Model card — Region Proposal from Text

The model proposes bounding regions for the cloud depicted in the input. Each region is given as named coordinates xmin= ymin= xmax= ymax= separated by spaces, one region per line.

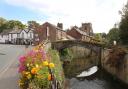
xmin=5 ymin=0 xmax=127 ymax=33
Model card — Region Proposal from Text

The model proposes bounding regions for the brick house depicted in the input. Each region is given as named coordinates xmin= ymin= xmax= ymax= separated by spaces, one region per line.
xmin=33 ymin=22 xmax=74 ymax=45
xmin=66 ymin=23 xmax=93 ymax=41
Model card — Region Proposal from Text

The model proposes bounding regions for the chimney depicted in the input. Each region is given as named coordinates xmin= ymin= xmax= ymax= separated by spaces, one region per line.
xmin=57 ymin=23 xmax=63 ymax=29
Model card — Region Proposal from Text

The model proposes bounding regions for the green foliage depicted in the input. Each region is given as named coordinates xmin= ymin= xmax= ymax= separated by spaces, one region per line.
xmin=94 ymin=33 xmax=107 ymax=42
xmin=59 ymin=48 xmax=73 ymax=61
xmin=6 ymin=20 xmax=26 ymax=29
xmin=0 ymin=17 xmax=26 ymax=33
xmin=48 ymin=49 xmax=65 ymax=82
xmin=93 ymin=33 xmax=108 ymax=45
xmin=94 ymin=33 xmax=101 ymax=41
xmin=27 ymin=21 xmax=40 ymax=29
xmin=28 ymin=77 xmax=50 ymax=89
xmin=119 ymin=1 xmax=128 ymax=44
xmin=107 ymin=28 xmax=119 ymax=44
xmin=0 ymin=17 xmax=7 ymax=32
xmin=106 ymin=46 xmax=126 ymax=69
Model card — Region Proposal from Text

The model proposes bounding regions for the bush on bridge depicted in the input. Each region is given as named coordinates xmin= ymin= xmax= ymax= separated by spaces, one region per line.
xmin=18 ymin=44 xmax=64 ymax=89
xmin=106 ymin=46 xmax=126 ymax=69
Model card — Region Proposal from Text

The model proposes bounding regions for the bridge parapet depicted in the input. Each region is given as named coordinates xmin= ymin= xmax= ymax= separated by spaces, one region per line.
xmin=52 ymin=40 xmax=102 ymax=52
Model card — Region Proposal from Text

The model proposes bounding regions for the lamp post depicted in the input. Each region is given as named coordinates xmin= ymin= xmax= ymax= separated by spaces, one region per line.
xmin=113 ymin=40 xmax=117 ymax=45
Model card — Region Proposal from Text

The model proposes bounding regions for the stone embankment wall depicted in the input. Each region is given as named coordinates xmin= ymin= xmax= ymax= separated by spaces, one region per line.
xmin=101 ymin=49 xmax=128 ymax=84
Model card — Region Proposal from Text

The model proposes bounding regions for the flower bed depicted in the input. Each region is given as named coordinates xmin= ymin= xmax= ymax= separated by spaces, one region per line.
xmin=18 ymin=44 xmax=64 ymax=89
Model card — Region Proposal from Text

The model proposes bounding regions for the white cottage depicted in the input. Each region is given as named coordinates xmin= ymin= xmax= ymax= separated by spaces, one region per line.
xmin=8 ymin=29 xmax=21 ymax=44
xmin=0 ymin=30 xmax=9 ymax=43
xmin=8 ymin=28 xmax=34 ymax=44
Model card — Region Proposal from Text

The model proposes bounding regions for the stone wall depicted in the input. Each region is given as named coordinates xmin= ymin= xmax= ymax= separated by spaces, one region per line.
xmin=101 ymin=49 xmax=128 ymax=84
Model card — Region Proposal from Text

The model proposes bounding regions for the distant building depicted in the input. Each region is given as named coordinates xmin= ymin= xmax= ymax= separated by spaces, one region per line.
xmin=33 ymin=22 xmax=74 ymax=45
xmin=80 ymin=23 xmax=93 ymax=36
xmin=0 ymin=30 xmax=10 ymax=43
xmin=8 ymin=28 xmax=34 ymax=44
xmin=66 ymin=26 xmax=91 ymax=41
xmin=66 ymin=23 xmax=93 ymax=41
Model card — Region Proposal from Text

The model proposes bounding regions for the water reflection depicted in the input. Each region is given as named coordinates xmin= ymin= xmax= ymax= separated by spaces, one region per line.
xmin=68 ymin=67 xmax=128 ymax=89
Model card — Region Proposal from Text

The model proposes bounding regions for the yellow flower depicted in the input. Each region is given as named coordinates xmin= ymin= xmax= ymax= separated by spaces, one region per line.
xmin=49 ymin=63 xmax=55 ymax=68
xmin=18 ymin=79 xmax=24 ymax=86
xmin=35 ymin=64 xmax=39 ymax=68
xmin=25 ymin=71 xmax=30 ymax=75
xmin=27 ymin=74 xmax=32 ymax=79
xmin=43 ymin=61 xmax=49 ymax=66
xmin=27 ymin=63 xmax=30 ymax=67
xmin=36 ymin=75 xmax=43 ymax=79
xmin=31 ymin=68 xmax=38 ymax=74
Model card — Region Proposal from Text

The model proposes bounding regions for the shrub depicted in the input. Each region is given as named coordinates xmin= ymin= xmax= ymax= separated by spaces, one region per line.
xmin=106 ymin=46 xmax=126 ymax=69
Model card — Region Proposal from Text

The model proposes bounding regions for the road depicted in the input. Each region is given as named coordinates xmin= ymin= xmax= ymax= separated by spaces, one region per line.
xmin=0 ymin=44 xmax=32 ymax=89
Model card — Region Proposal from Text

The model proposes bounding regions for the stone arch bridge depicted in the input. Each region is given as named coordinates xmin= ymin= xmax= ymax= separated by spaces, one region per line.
xmin=51 ymin=40 xmax=103 ymax=77
xmin=51 ymin=40 xmax=102 ymax=59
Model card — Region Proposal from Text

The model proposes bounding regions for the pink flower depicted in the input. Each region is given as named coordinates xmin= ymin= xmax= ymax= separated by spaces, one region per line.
xmin=18 ymin=64 xmax=26 ymax=73
xmin=41 ymin=50 xmax=46 ymax=60
xmin=27 ymin=50 xmax=36 ymax=58
xmin=19 ymin=56 xmax=26 ymax=63
xmin=38 ymin=49 xmax=46 ymax=60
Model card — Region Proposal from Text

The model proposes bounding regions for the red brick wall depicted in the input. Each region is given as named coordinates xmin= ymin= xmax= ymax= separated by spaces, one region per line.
xmin=66 ymin=28 xmax=82 ymax=40
xmin=33 ymin=22 xmax=57 ymax=45
xmin=33 ymin=22 xmax=68 ymax=45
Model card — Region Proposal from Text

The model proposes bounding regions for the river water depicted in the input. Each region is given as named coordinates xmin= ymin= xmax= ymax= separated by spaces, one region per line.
xmin=67 ymin=67 xmax=128 ymax=89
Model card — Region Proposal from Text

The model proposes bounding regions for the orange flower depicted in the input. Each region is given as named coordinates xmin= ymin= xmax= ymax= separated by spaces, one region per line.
xmin=48 ymin=74 xmax=53 ymax=81
xmin=31 ymin=68 xmax=38 ymax=74
xmin=49 ymin=63 xmax=55 ymax=68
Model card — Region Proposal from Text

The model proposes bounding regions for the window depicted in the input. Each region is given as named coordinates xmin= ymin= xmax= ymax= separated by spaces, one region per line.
xmin=35 ymin=34 xmax=38 ymax=37
xmin=46 ymin=26 xmax=49 ymax=37
xmin=11 ymin=34 xmax=13 ymax=39
xmin=17 ymin=34 xmax=20 ymax=38
xmin=30 ymin=33 xmax=32 ymax=38
xmin=22 ymin=33 xmax=24 ymax=38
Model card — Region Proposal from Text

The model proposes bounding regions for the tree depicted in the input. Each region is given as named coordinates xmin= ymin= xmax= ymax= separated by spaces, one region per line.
xmin=107 ymin=28 xmax=119 ymax=44
xmin=0 ymin=17 xmax=7 ymax=32
xmin=27 ymin=21 xmax=40 ymax=29
xmin=119 ymin=1 xmax=128 ymax=44
xmin=94 ymin=33 xmax=101 ymax=41
xmin=6 ymin=20 xmax=26 ymax=29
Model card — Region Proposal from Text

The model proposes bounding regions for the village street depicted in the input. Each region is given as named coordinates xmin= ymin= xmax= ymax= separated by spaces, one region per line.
xmin=0 ymin=44 xmax=32 ymax=89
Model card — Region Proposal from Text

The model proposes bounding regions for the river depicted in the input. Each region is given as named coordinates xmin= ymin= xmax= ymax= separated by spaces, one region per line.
xmin=66 ymin=67 xmax=128 ymax=89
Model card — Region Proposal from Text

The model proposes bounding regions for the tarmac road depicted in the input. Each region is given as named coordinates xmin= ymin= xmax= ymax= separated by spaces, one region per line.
xmin=0 ymin=44 xmax=32 ymax=89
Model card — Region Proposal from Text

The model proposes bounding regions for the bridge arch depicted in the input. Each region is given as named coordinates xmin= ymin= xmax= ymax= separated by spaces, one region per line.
xmin=51 ymin=40 xmax=102 ymax=54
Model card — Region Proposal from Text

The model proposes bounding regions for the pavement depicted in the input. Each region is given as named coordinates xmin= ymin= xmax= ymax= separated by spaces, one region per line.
xmin=0 ymin=44 xmax=32 ymax=89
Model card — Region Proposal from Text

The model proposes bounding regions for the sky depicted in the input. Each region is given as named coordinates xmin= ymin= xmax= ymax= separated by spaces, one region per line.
xmin=0 ymin=0 xmax=127 ymax=33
